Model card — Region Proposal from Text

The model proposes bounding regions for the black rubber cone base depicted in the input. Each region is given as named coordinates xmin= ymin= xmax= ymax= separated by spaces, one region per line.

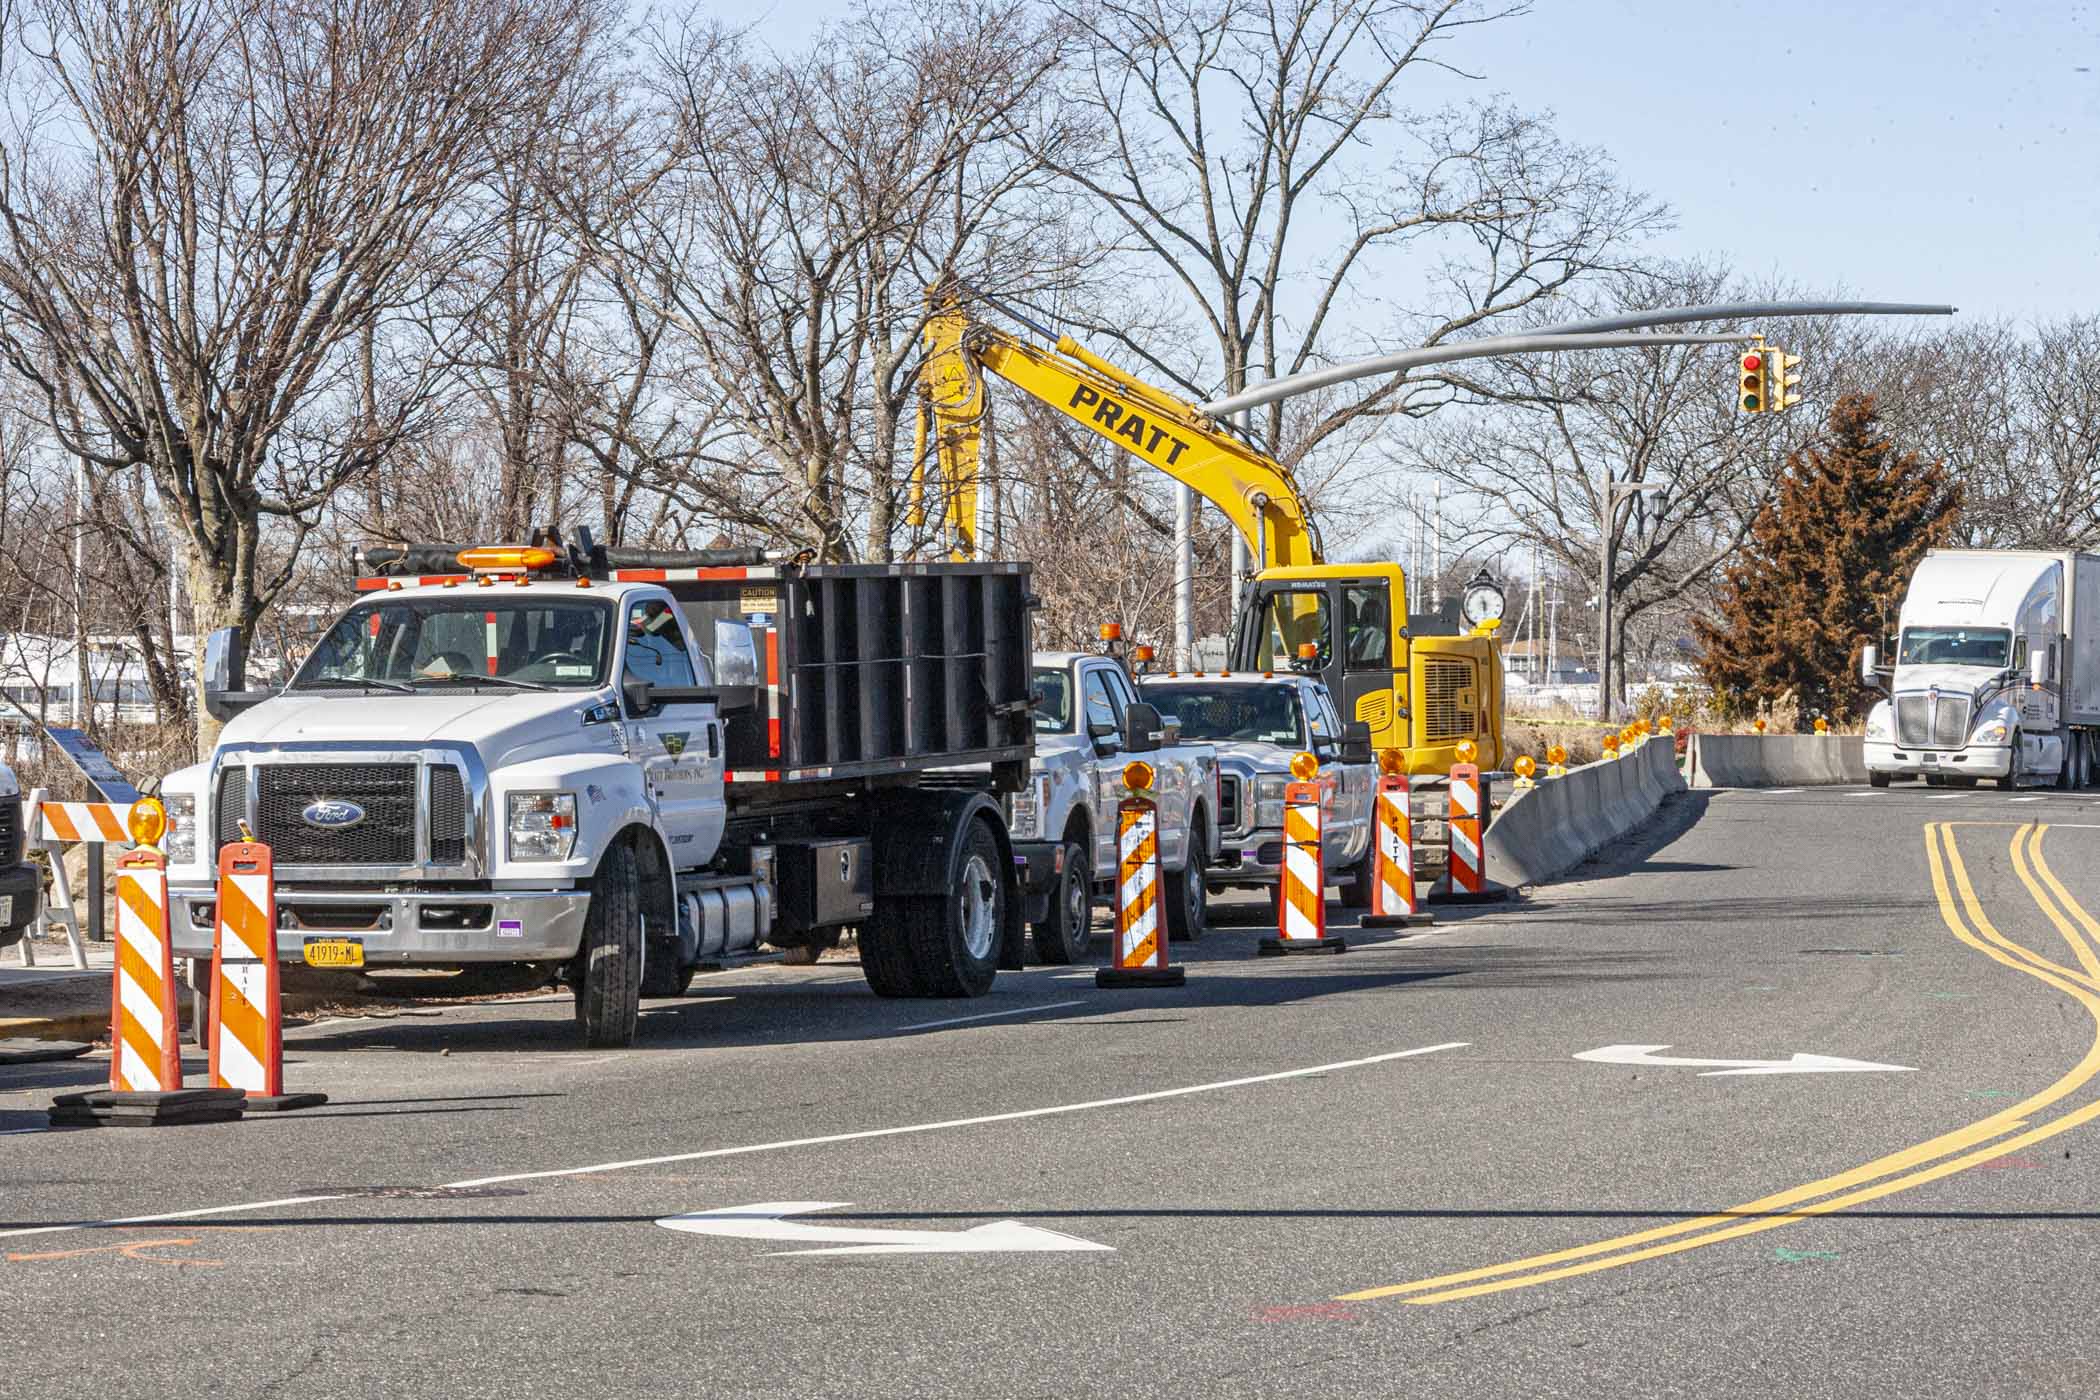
xmin=1258 ymin=935 xmax=1347 ymax=956
xmin=0 ymin=1039 xmax=92 ymax=1065
xmin=1428 ymin=887 xmax=1512 ymax=906
xmin=240 ymin=1092 xmax=330 ymax=1113
xmin=1360 ymin=911 xmax=1436 ymax=929
xmin=49 ymin=1086 xmax=246 ymax=1129
xmin=1096 ymin=965 xmax=1187 ymax=989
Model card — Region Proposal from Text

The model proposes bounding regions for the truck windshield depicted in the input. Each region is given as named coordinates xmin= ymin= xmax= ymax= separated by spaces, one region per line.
xmin=1145 ymin=684 xmax=1303 ymax=746
xmin=1899 ymin=627 xmax=2010 ymax=667
xmin=293 ymin=599 xmax=614 ymax=691
xmin=1032 ymin=667 xmax=1073 ymax=733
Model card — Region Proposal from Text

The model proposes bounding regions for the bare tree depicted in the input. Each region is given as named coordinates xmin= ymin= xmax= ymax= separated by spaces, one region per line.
xmin=0 ymin=0 xmax=608 ymax=745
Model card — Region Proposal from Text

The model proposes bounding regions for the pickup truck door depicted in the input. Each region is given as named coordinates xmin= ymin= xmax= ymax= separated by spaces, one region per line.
xmin=1103 ymin=663 xmax=1187 ymax=873
xmin=1077 ymin=662 xmax=1126 ymax=879
xmin=619 ymin=596 xmax=726 ymax=869
xmin=1304 ymin=684 xmax=1370 ymax=866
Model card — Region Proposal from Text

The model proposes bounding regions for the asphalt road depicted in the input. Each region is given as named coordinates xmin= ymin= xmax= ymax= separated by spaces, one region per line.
xmin=7 ymin=781 xmax=2100 ymax=1398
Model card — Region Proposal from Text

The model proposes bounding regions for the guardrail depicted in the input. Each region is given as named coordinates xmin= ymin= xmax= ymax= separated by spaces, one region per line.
xmin=1483 ymin=737 xmax=1683 ymax=888
xmin=1686 ymin=733 xmax=1867 ymax=788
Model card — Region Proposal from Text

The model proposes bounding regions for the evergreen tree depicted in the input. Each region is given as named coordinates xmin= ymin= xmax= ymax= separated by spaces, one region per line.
xmin=1696 ymin=392 xmax=1961 ymax=724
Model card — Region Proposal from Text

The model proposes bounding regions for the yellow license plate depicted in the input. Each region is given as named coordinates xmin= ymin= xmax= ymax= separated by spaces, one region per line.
xmin=302 ymin=937 xmax=366 ymax=969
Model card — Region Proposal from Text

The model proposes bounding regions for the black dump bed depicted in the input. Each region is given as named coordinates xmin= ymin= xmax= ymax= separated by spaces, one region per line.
xmin=662 ymin=561 xmax=1036 ymax=783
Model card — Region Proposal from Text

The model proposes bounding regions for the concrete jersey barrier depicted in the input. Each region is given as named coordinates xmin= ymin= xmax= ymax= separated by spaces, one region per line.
xmin=1685 ymin=733 xmax=1867 ymax=788
xmin=1483 ymin=738 xmax=1683 ymax=889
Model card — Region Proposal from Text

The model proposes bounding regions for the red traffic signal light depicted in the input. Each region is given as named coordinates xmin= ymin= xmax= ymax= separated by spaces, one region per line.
xmin=1738 ymin=350 xmax=1767 ymax=413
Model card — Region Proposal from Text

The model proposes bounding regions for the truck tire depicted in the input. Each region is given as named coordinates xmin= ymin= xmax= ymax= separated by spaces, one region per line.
xmin=1165 ymin=822 xmax=1208 ymax=941
xmin=1031 ymin=835 xmax=1094 ymax=965
xmin=640 ymin=947 xmax=696 ymax=998
xmin=1340 ymin=836 xmax=1375 ymax=911
xmin=1869 ymin=772 xmax=1891 ymax=788
xmin=867 ymin=815 xmax=1006 ymax=998
xmin=574 ymin=840 xmax=643 ymax=1046
xmin=1997 ymin=732 xmax=2021 ymax=790
xmin=858 ymin=898 xmax=925 ymax=997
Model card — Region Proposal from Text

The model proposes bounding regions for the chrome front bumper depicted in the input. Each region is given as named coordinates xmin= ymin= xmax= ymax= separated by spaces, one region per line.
xmin=1863 ymin=739 xmax=2012 ymax=778
xmin=168 ymin=885 xmax=593 ymax=965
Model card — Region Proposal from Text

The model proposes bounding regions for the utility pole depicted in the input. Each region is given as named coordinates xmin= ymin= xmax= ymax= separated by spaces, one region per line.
xmin=72 ymin=455 xmax=87 ymax=729
xmin=1430 ymin=482 xmax=1443 ymax=610
xmin=1173 ymin=484 xmax=1194 ymax=670
xmin=1546 ymin=595 xmax=1559 ymax=689
xmin=1598 ymin=477 xmax=1666 ymax=721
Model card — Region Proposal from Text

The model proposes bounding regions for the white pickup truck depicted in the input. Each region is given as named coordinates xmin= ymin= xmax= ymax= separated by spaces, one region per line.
xmin=1137 ymin=672 xmax=1378 ymax=910
xmin=0 ymin=763 xmax=34 ymax=950
xmin=155 ymin=536 xmax=1041 ymax=1046
xmin=1009 ymin=651 xmax=1220 ymax=961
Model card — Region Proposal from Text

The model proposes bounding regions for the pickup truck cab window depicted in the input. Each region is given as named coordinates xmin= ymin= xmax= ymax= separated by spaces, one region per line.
xmin=1082 ymin=667 xmax=1121 ymax=733
xmin=1144 ymin=684 xmax=1304 ymax=746
xmin=625 ymin=599 xmax=698 ymax=687
xmin=1033 ymin=666 xmax=1073 ymax=733
xmin=293 ymin=598 xmax=613 ymax=691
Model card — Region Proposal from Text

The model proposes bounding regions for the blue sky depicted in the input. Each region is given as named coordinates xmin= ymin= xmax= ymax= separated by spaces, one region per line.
xmin=749 ymin=0 xmax=2099 ymax=324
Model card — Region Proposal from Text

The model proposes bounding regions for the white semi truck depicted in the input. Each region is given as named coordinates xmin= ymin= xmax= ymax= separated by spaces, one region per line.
xmin=155 ymin=535 xmax=1045 ymax=1045
xmin=1862 ymin=549 xmax=2100 ymax=789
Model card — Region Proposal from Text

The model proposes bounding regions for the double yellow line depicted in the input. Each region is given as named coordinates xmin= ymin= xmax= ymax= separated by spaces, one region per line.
xmin=1338 ymin=821 xmax=2100 ymax=1307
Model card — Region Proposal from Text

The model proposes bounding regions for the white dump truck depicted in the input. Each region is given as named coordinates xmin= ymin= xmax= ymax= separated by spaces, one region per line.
xmin=1136 ymin=671 xmax=1377 ymax=909
xmin=1009 ymin=650 xmax=1219 ymax=961
xmin=1862 ymin=548 xmax=2100 ymax=788
xmin=155 ymin=534 xmax=1041 ymax=1045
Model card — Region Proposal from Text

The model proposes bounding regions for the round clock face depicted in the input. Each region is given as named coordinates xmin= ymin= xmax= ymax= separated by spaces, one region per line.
xmin=1461 ymin=579 xmax=1505 ymax=627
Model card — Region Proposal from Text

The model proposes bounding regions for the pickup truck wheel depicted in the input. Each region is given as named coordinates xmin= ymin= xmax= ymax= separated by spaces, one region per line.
xmin=1339 ymin=837 xmax=1375 ymax=911
xmin=1869 ymin=772 xmax=1891 ymax=788
xmin=574 ymin=841 xmax=643 ymax=1046
xmin=1165 ymin=828 xmax=1208 ymax=941
xmin=1031 ymin=836 xmax=1094 ymax=965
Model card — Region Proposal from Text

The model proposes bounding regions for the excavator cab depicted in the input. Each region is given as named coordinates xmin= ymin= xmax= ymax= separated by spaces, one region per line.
xmin=1232 ymin=563 xmax=1503 ymax=774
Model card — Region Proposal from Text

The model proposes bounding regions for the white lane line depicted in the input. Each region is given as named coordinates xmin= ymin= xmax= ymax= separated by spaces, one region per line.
xmin=1764 ymin=788 xmax=1804 ymax=795
xmin=900 ymin=1000 xmax=1085 ymax=1032
xmin=1846 ymin=791 xmax=1883 ymax=797
xmin=1927 ymin=794 xmax=1962 ymax=801
xmin=0 ymin=1042 xmax=1468 ymax=1241
xmin=441 ymin=1041 xmax=1469 ymax=1189
xmin=2009 ymin=796 xmax=2045 ymax=803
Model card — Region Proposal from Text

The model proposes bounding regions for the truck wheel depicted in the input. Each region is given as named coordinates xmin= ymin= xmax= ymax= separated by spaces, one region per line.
xmin=1339 ymin=838 xmax=1375 ymax=910
xmin=1032 ymin=836 xmax=1094 ymax=965
xmin=640 ymin=942 xmax=695 ymax=998
xmin=1869 ymin=772 xmax=1891 ymax=788
xmin=1165 ymin=826 xmax=1208 ymax=941
xmin=1997 ymin=732 xmax=2021 ymax=790
xmin=858 ymin=898 xmax=925 ymax=997
xmin=574 ymin=840 xmax=643 ymax=1046
xmin=908 ymin=817 xmax=1004 ymax=996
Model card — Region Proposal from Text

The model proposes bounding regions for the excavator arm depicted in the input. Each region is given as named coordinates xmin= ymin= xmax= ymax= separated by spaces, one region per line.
xmin=918 ymin=301 xmax=1320 ymax=568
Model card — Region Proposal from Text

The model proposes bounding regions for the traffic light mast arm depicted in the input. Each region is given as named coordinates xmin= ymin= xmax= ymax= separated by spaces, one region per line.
xmin=921 ymin=303 xmax=1321 ymax=568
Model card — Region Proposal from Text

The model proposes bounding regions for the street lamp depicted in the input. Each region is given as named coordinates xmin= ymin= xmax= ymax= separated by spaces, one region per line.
xmin=1599 ymin=478 xmax=1666 ymax=722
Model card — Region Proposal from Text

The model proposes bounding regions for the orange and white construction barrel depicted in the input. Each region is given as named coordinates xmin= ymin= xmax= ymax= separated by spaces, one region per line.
xmin=1261 ymin=754 xmax=1346 ymax=955
xmin=1097 ymin=763 xmax=1185 ymax=988
xmin=211 ymin=841 xmax=326 ymax=1111
xmin=1431 ymin=762 xmax=1508 ymax=905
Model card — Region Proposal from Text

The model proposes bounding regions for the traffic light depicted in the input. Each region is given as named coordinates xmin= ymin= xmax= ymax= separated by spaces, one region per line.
xmin=1738 ymin=348 xmax=1768 ymax=413
xmin=1770 ymin=348 xmax=1803 ymax=412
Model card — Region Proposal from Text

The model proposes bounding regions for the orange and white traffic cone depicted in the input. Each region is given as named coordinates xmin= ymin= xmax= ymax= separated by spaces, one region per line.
xmin=1097 ymin=761 xmax=1185 ymax=988
xmin=49 ymin=806 xmax=246 ymax=1127
xmin=1360 ymin=761 xmax=1433 ymax=930
xmin=1261 ymin=753 xmax=1346 ymax=955
xmin=212 ymin=841 xmax=327 ymax=1112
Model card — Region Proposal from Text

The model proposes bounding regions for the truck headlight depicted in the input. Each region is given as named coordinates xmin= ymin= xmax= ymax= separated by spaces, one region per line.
xmin=1864 ymin=711 xmax=1891 ymax=741
xmin=164 ymin=794 xmax=197 ymax=865
xmin=1255 ymin=773 xmax=1288 ymax=827
xmin=507 ymin=792 xmax=578 ymax=861
xmin=1971 ymin=719 xmax=2010 ymax=746
xmin=1009 ymin=775 xmax=1049 ymax=840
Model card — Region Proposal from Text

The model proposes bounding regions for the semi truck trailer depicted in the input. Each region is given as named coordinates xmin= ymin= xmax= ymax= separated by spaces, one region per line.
xmin=156 ymin=535 xmax=1042 ymax=1045
xmin=1862 ymin=548 xmax=2100 ymax=789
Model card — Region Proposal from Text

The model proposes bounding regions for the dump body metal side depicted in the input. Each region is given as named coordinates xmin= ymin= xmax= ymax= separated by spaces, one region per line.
xmin=2068 ymin=551 xmax=2100 ymax=727
xmin=658 ymin=561 xmax=1036 ymax=786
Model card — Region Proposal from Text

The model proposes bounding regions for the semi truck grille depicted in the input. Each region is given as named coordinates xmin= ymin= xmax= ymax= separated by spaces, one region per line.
xmin=0 ymin=795 xmax=19 ymax=866
xmin=1932 ymin=696 xmax=1972 ymax=748
xmin=1219 ymin=775 xmax=1242 ymax=832
xmin=256 ymin=764 xmax=419 ymax=866
xmin=1895 ymin=693 xmax=1973 ymax=750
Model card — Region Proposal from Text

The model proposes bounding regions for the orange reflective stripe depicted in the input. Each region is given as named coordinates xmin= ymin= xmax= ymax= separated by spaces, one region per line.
xmin=42 ymin=806 xmax=80 ymax=842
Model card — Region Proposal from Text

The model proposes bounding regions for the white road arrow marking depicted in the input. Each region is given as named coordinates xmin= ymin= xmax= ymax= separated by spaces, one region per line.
xmin=656 ymin=1202 xmax=1116 ymax=1257
xmin=1574 ymin=1044 xmax=1916 ymax=1077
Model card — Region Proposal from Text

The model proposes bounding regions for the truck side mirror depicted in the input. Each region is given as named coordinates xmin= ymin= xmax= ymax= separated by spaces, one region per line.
xmin=623 ymin=678 xmax=657 ymax=718
xmin=203 ymin=626 xmax=268 ymax=722
xmin=1859 ymin=643 xmax=1885 ymax=694
xmin=1122 ymin=701 xmax=1164 ymax=754
xmin=713 ymin=620 xmax=760 ymax=686
xmin=1340 ymin=721 xmax=1374 ymax=766
xmin=1087 ymin=720 xmax=1120 ymax=743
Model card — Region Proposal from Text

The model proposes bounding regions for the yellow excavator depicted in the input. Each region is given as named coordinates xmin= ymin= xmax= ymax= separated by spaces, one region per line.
xmin=915 ymin=292 xmax=1504 ymax=774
